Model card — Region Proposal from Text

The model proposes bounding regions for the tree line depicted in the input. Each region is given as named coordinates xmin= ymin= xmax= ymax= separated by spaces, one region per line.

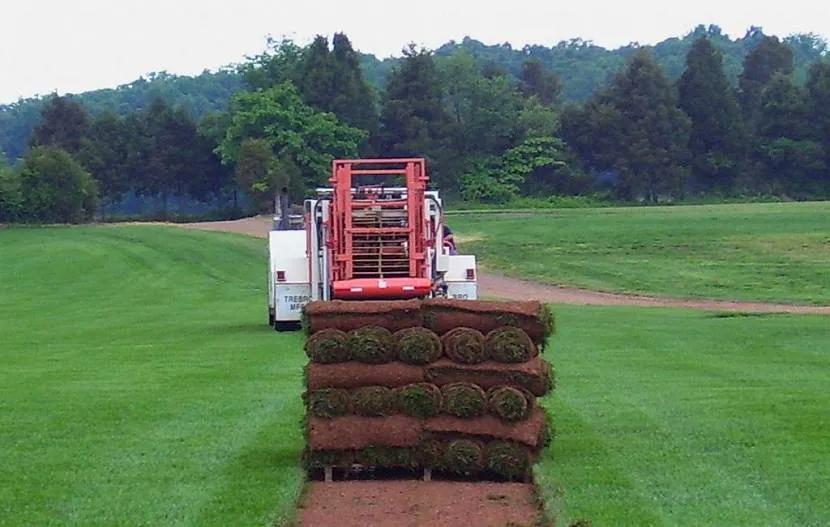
xmin=1 ymin=29 xmax=829 ymax=223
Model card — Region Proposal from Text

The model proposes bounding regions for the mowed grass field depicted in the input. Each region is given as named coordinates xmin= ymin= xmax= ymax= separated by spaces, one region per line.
xmin=0 ymin=226 xmax=307 ymax=526
xmin=1 ymin=213 xmax=828 ymax=526
xmin=450 ymin=201 xmax=830 ymax=305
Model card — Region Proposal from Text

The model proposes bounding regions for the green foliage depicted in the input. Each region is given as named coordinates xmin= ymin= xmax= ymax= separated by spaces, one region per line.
xmin=0 ymin=159 xmax=22 ymax=222
xmin=17 ymin=147 xmax=98 ymax=223
xmin=677 ymin=36 xmax=748 ymax=194
xmin=218 ymin=82 xmax=366 ymax=197
xmin=738 ymin=35 xmax=795 ymax=129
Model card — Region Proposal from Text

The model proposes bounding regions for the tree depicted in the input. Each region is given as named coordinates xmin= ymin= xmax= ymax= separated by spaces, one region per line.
xmin=77 ymin=110 xmax=130 ymax=215
xmin=217 ymin=82 xmax=366 ymax=199
xmin=755 ymin=74 xmax=825 ymax=196
xmin=330 ymin=33 xmax=379 ymax=146
xmin=0 ymin=155 xmax=22 ymax=222
xmin=28 ymin=95 xmax=91 ymax=154
xmin=17 ymin=147 xmax=98 ymax=223
xmin=738 ymin=35 xmax=794 ymax=130
xmin=239 ymin=37 xmax=304 ymax=91
xmin=377 ymin=45 xmax=456 ymax=188
xmin=677 ymin=36 xmax=747 ymax=194
xmin=519 ymin=58 xmax=562 ymax=107
xmin=574 ymin=49 xmax=691 ymax=201
xmin=805 ymin=59 xmax=830 ymax=180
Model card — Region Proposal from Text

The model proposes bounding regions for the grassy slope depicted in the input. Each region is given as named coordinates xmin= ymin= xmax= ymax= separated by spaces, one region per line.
xmin=0 ymin=226 xmax=305 ymax=526
xmin=450 ymin=201 xmax=830 ymax=305
xmin=538 ymin=305 xmax=830 ymax=526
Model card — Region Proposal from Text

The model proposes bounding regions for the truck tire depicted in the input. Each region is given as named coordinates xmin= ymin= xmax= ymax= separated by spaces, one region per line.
xmin=274 ymin=321 xmax=301 ymax=332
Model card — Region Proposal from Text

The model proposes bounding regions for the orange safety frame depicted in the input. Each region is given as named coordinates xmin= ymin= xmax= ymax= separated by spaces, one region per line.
xmin=327 ymin=158 xmax=433 ymax=299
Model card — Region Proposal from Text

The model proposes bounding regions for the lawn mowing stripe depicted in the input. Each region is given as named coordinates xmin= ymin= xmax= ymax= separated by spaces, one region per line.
xmin=539 ymin=305 xmax=830 ymax=526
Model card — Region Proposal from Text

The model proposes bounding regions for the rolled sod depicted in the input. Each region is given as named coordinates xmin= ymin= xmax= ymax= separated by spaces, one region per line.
xmin=346 ymin=326 xmax=395 ymax=364
xmin=421 ymin=298 xmax=555 ymax=346
xmin=487 ymin=385 xmax=532 ymax=421
xmin=350 ymin=386 xmax=394 ymax=416
xmin=425 ymin=407 xmax=550 ymax=448
xmin=354 ymin=446 xmax=419 ymax=469
xmin=441 ymin=327 xmax=486 ymax=364
xmin=306 ymin=415 xmax=422 ymax=450
xmin=485 ymin=442 xmax=531 ymax=480
xmin=441 ymin=382 xmax=487 ymax=418
xmin=425 ymin=356 xmax=554 ymax=397
xmin=304 ymin=388 xmax=351 ymax=418
xmin=303 ymin=299 xmax=423 ymax=334
xmin=305 ymin=328 xmax=349 ymax=363
xmin=417 ymin=439 xmax=445 ymax=468
xmin=441 ymin=439 xmax=484 ymax=473
xmin=393 ymin=383 xmax=442 ymax=418
xmin=394 ymin=327 xmax=442 ymax=365
xmin=484 ymin=327 xmax=537 ymax=363
xmin=302 ymin=448 xmax=355 ymax=469
xmin=305 ymin=361 xmax=425 ymax=390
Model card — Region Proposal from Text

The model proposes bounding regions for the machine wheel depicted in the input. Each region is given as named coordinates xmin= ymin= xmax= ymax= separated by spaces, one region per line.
xmin=274 ymin=321 xmax=301 ymax=332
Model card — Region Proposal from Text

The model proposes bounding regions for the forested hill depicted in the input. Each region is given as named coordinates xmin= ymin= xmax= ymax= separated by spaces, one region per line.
xmin=2 ymin=25 xmax=826 ymax=162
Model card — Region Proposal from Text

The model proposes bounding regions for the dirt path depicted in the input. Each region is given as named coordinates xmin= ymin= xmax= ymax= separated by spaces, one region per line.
xmin=158 ymin=216 xmax=829 ymax=315
xmin=295 ymin=480 xmax=540 ymax=527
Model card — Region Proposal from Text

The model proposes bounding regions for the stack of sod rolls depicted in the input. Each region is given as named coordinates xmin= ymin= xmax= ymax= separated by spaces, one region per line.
xmin=301 ymin=298 xmax=555 ymax=481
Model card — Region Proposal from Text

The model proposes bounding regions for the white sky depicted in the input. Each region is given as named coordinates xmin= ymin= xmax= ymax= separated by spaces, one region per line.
xmin=1 ymin=0 xmax=828 ymax=104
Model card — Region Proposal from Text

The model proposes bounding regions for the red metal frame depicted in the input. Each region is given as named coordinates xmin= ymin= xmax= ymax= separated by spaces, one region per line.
xmin=327 ymin=158 xmax=432 ymax=300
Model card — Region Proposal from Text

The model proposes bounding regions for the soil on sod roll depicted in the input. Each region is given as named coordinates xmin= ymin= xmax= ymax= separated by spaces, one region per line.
xmin=424 ymin=356 xmax=554 ymax=397
xmin=441 ymin=327 xmax=487 ymax=364
xmin=486 ymin=385 xmax=532 ymax=421
xmin=305 ymin=328 xmax=349 ymax=363
xmin=306 ymin=415 xmax=423 ymax=450
xmin=394 ymin=327 xmax=442 ymax=365
xmin=346 ymin=326 xmax=395 ymax=364
xmin=441 ymin=382 xmax=488 ymax=418
xmin=305 ymin=362 xmax=425 ymax=390
xmin=421 ymin=298 xmax=555 ymax=345
xmin=425 ymin=406 xmax=550 ymax=448
xmin=304 ymin=388 xmax=351 ymax=418
xmin=303 ymin=299 xmax=423 ymax=334
xmin=484 ymin=327 xmax=538 ymax=363
xmin=393 ymin=383 xmax=442 ymax=418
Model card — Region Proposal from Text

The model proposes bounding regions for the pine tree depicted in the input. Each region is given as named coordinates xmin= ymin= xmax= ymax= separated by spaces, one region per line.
xmin=377 ymin=45 xmax=455 ymax=187
xmin=677 ymin=36 xmax=747 ymax=194
xmin=586 ymin=49 xmax=691 ymax=201
xmin=738 ymin=35 xmax=794 ymax=130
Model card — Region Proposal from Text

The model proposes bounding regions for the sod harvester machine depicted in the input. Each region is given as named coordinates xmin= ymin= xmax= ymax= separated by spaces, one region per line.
xmin=267 ymin=158 xmax=557 ymax=482
xmin=267 ymin=157 xmax=477 ymax=331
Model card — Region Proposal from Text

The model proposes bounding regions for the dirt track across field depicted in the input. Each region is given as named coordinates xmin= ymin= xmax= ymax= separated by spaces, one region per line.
xmin=164 ymin=215 xmax=830 ymax=315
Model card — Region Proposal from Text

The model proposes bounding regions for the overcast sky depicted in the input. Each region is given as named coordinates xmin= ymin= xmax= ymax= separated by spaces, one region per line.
xmin=1 ymin=0 xmax=828 ymax=104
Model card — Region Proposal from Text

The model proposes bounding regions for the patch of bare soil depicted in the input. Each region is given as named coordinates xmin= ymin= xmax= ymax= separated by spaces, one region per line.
xmin=296 ymin=480 xmax=540 ymax=527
